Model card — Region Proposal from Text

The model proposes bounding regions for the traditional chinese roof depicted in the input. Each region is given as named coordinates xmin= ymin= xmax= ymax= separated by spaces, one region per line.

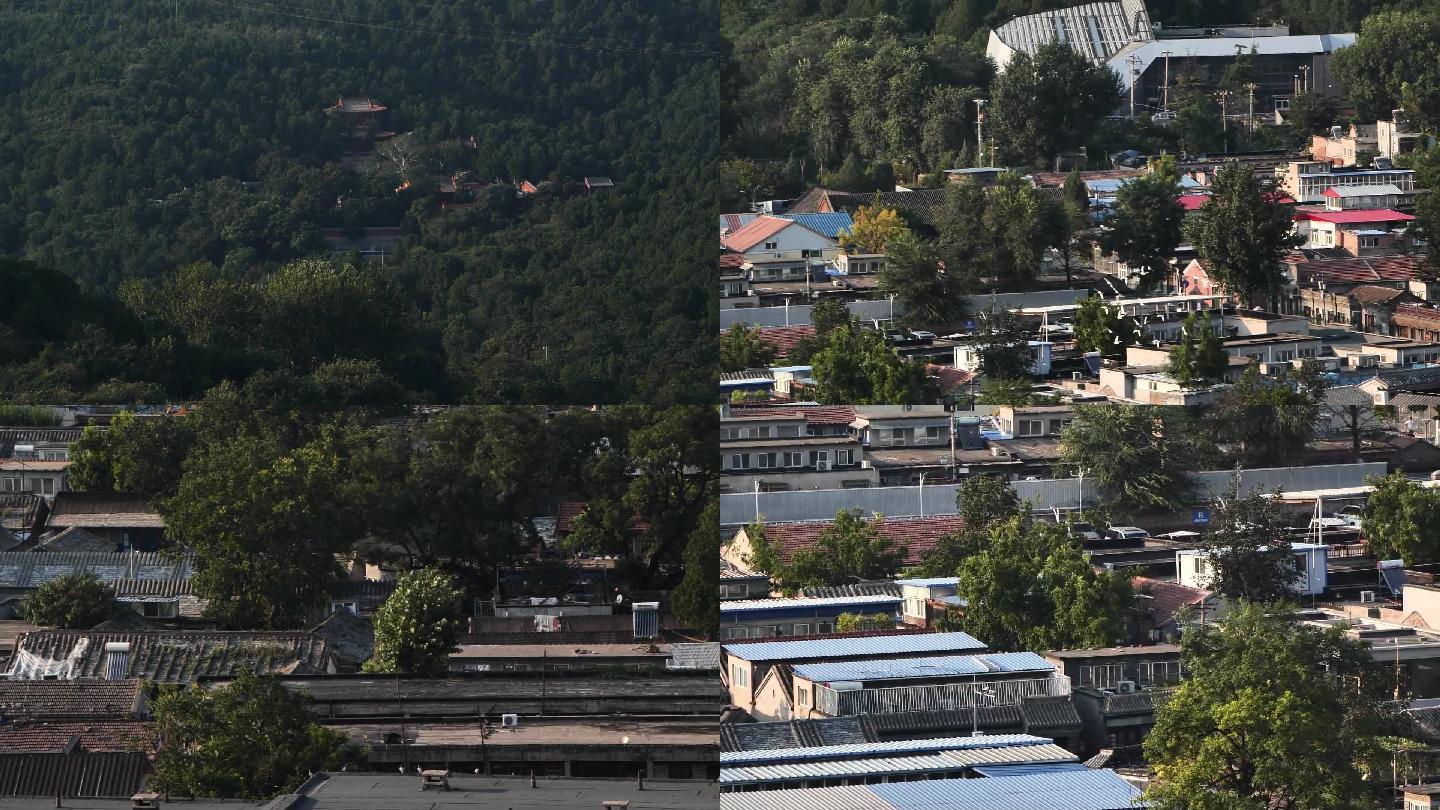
xmin=44 ymin=493 xmax=162 ymax=530
xmin=1288 ymin=254 xmax=1424 ymax=284
xmin=326 ymin=96 xmax=387 ymax=114
xmin=725 ymin=403 xmax=856 ymax=425
xmin=1132 ymin=576 xmax=1209 ymax=625
xmin=9 ymin=630 xmax=332 ymax=682
xmin=0 ymin=680 xmax=144 ymax=720
xmin=0 ymin=721 xmax=155 ymax=753
xmin=555 ymin=502 xmax=649 ymax=536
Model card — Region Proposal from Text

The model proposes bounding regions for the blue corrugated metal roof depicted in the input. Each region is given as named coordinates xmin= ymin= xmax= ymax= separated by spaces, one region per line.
xmin=792 ymin=652 xmax=1054 ymax=684
xmin=970 ymin=761 xmax=1090 ymax=778
xmin=718 ymin=768 xmax=1146 ymax=809
xmin=720 ymin=734 xmax=1052 ymax=766
xmin=780 ymin=212 xmax=855 ymax=239
xmin=723 ymin=631 xmax=986 ymax=663
xmin=720 ymin=595 xmax=901 ymax=614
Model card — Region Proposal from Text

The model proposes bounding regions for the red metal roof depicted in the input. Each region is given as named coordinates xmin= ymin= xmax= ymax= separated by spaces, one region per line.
xmin=927 ymin=365 xmax=979 ymax=391
xmin=1177 ymin=194 xmax=1210 ymax=211
xmin=761 ymin=515 xmax=966 ymax=566
xmin=750 ymin=325 xmax=816 ymax=358
xmin=720 ymin=216 xmax=794 ymax=253
xmin=727 ymin=404 xmax=857 ymax=425
xmin=1287 ymin=254 xmax=1423 ymax=284
xmin=1296 ymin=209 xmax=1415 ymax=224
xmin=0 ymin=721 xmax=155 ymax=754
xmin=1395 ymin=304 xmax=1440 ymax=324
xmin=719 ymin=252 xmax=747 ymax=270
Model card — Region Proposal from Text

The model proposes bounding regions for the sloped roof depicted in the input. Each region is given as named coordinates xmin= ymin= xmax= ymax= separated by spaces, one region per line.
xmin=0 ymin=720 xmax=155 ymax=753
xmin=555 ymin=502 xmax=649 ymax=535
xmin=756 ymin=514 xmax=966 ymax=566
xmin=668 ymin=642 xmax=721 ymax=670
xmin=31 ymin=527 xmax=115 ymax=553
xmin=1349 ymin=285 xmax=1410 ymax=306
xmin=1132 ymin=576 xmax=1209 ymax=625
xmin=0 ymin=680 xmax=144 ymax=720
xmin=1288 ymin=254 xmax=1423 ymax=284
xmin=9 ymin=631 xmax=331 ymax=682
xmin=310 ymin=610 xmax=375 ymax=670
xmin=779 ymin=212 xmax=855 ymax=239
xmin=722 ymin=216 xmax=825 ymax=253
xmin=46 ymin=493 xmax=155 ymax=517
xmin=726 ymin=403 xmax=856 ymax=426
xmin=0 ymin=751 xmax=149 ymax=798
xmin=1297 ymin=209 xmax=1414 ymax=224
xmin=1022 ymin=695 xmax=1083 ymax=730
xmin=797 ymin=583 xmax=902 ymax=599
xmin=0 ymin=551 xmax=191 ymax=592
xmin=751 ymin=325 xmax=817 ymax=358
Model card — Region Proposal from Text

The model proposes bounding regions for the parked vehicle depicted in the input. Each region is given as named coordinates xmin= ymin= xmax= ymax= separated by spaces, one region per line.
xmin=1070 ymin=522 xmax=1102 ymax=544
xmin=1105 ymin=525 xmax=1150 ymax=542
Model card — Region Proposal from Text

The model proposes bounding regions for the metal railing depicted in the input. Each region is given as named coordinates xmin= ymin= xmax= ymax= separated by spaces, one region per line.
xmin=814 ymin=675 xmax=1071 ymax=717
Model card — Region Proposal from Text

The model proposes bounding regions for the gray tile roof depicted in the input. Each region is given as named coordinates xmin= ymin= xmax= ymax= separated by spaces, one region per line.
xmin=0 ymin=551 xmax=192 ymax=593
xmin=1022 ymin=696 xmax=1083 ymax=731
xmin=668 ymin=642 xmax=721 ymax=670
xmin=1103 ymin=688 xmax=1175 ymax=716
xmin=9 ymin=630 xmax=332 ymax=682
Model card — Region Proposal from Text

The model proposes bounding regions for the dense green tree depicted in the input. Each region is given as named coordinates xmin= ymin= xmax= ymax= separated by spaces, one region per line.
xmin=20 ymin=573 xmax=116 ymax=629
xmin=810 ymin=297 xmax=853 ymax=338
xmin=954 ymin=516 xmax=1131 ymax=651
xmin=1333 ymin=10 xmax=1440 ymax=126
xmin=163 ymin=421 xmax=367 ymax=629
xmin=1362 ymin=471 xmax=1440 ymax=564
xmin=1196 ymin=476 xmax=1301 ymax=603
xmin=1167 ymin=311 xmax=1229 ymax=389
xmin=1100 ymin=158 xmax=1185 ymax=291
xmin=720 ymin=323 xmax=778 ymax=372
xmin=152 ymin=673 xmax=363 ymax=799
xmin=1072 ymin=296 xmax=1139 ymax=360
xmin=811 ymin=323 xmax=925 ymax=404
xmin=1407 ymin=146 xmax=1440 ymax=277
xmin=782 ymin=510 xmax=907 ymax=590
xmin=364 ymin=568 xmax=464 ymax=677
xmin=1211 ymin=362 xmax=1325 ymax=468
xmin=972 ymin=307 xmax=1035 ymax=380
xmin=880 ymin=231 xmax=971 ymax=328
xmin=920 ymin=473 xmax=1024 ymax=575
xmin=1187 ymin=164 xmax=1301 ymax=309
xmin=989 ymin=43 xmax=1123 ymax=166
xmin=1058 ymin=404 xmax=1196 ymax=515
xmin=671 ymin=498 xmax=721 ymax=637
xmin=1144 ymin=603 xmax=1396 ymax=810
xmin=976 ymin=377 xmax=1046 ymax=406
xmin=1284 ymin=92 xmax=1342 ymax=147
xmin=68 ymin=412 xmax=196 ymax=499
xmin=836 ymin=612 xmax=894 ymax=632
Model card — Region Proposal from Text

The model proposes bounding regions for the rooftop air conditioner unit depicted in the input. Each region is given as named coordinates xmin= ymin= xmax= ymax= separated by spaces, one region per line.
xmin=1117 ymin=680 xmax=1137 ymax=694
xmin=1360 ymin=590 xmax=1377 ymax=603
xmin=502 ymin=713 xmax=520 ymax=727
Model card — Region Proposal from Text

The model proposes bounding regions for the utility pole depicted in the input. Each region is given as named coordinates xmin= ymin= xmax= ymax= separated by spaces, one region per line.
xmin=1299 ymin=64 xmax=1311 ymax=94
xmin=1127 ymin=54 xmax=1140 ymax=118
xmin=1161 ymin=51 xmax=1173 ymax=112
xmin=1244 ymin=82 xmax=1257 ymax=141
xmin=973 ymin=99 xmax=987 ymax=167
xmin=1218 ymin=90 xmax=1231 ymax=152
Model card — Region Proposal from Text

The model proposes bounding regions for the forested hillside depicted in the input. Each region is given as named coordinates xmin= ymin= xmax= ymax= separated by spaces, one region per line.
xmin=722 ymin=0 xmax=1437 ymax=204
xmin=0 ymin=0 xmax=717 ymax=404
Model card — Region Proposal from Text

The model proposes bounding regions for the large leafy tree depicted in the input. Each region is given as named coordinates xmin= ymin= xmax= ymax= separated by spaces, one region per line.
xmin=1186 ymin=164 xmax=1301 ymax=309
xmin=880 ymin=230 xmax=971 ymax=328
xmin=811 ymin=323 xmax=925 ymax=404
xmin=972 ymin=306 xmax=1035 ymax=380
xmin=670 ymin=497 xmax=721 ymax=637
xmin=839 ymin=204 xmax=909 ymax=253
xmin=1362 ymin=471 xmax=1440 ymax=565
xmin=1100 ymin=157 xmax=1185 ymax=292
xmin=163 ymin=420 xmax=367 ymax=629
xmin=1197 ymin=476 xmax=1301 ymax=603
xmin=68 ymin=411 xmax=196 ymax=499
xmin=1072 ymin=296 xmax=1138 ymax=360
xmin=1211 ymin=362 xmax=1325 ymax=468
xmin=720 ymin=323 xmax=777 ymax=372
xmin=1167 ymin=311 xmax=1228 ymax=389
xmin=20 ymin=573 xmax=116 ymax=629
xmin=1332 ymin=10 xmax=1440 ymax=126
xmin=920 ymin=474 xmax=1024 ymax=575
xmin=782 ymin=510 xmax=906 ymax=590
xmin=1144 ymin=603 xmax=1396 ymax=810
xmin=955 ymin=516 xmax=1131 ymax=652
xmin=990 ymin=42 xmax=1123 ymax=166
xmin=1058 ymin=404 xmax=1196 ymax=515
xmin=151 ymin=673 xmax=363 ymax=799
xmin=936 ymin=175 xmax=1052 ymax=291
xmin=364 ymin=568 xmax=463 ymax=677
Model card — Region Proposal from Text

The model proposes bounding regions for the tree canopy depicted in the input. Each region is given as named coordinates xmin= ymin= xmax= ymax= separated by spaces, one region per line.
xmin=20 ymin=573 xmax=116 ymax=629
xmin=989 ymin=43 xmax=1123 ymax=167
xmin=1058 ymin=404 xmax=1197 ymax=515
xmin=364 ymin=568 xmax=464 ymax=677
xmin=1186 ymin=164 xmax=1300 ymax=309
xmin=1362 ymin=471 xmax=1440 ymax=565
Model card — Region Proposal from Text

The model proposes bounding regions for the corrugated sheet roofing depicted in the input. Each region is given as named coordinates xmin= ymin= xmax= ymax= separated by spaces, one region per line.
xmin=724 ymin=631 xmax=986 ymax=662
xmin=893 ymin=577 xmax=959 ymax=588
xmin=720 ymin=594 xmax=901 ymax=613
xmin=779 ymin=212 xmax=855 ymax=239
xmin=718 ymin=767 xmax=1145 ymax=809
xmin=722 ymin=743 xmax=1077 ymax=784
xmin=720 ymin=734 xmax=1052 ymax=765
xmin=793 ymin=652 xmax=1053 ymax=683
xmin=0 ymin=552 xmax=191 ymax=590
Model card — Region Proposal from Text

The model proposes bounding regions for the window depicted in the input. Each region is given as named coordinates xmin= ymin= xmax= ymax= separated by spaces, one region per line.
xmin=817 ymin=622 xmax=834 ymax=634
xmin=732 ymin=664 xmax=749 ymax=687
xmin=0 ymin=478 xmax=17 ymax=492
xmin=793 ymin=623 xmax=809 ymax=635
xmin=756 ymin=453 xmax=776 ymax=469
xmin=1139 ymin=660 xmax=1183 ymax=685
xmin=1019 ymin=419 xmax=1043 ymax=437
xmin=797 ymin=687 xmax=810 ymax=706
xmin=925 ymin=426 xmax=943 ymax=440
xmin=836 ymin=450 xmax=853 ymax=465
xmin=810 ymin=450 xmax=830 ymax=468
xmin=784 ymin=452 xmax=804 ymax=467
xmin=1078 ymin=663 xmax=1124 ymax=689
xmin=39 ymin=478 xmax=53 ymax=495
xmin=330 ymin=601 xmax=358 ymax=615
xmin=763 ymin=241 xmax=778 ymax=250
xmin=1360 ymin=236 xmax=1380 ymax=249
xmin=730 ymin=454 xmax=749 ymax=470
xmin=724 ymin=627 xmax=749 ymax=640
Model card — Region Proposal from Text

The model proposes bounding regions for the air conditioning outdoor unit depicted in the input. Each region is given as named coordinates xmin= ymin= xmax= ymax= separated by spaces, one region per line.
xmin=1117 ymin=680 xmax=1137 ymax=694
xmin=816 ymin=461 xmax=830 ymax=471
xmin=502 ymin=714 xmax=520 ymax=727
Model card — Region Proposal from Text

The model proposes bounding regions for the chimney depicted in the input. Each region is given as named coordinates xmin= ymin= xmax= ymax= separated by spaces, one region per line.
xmin=103 ymin=643 xmax=130 ymax=680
